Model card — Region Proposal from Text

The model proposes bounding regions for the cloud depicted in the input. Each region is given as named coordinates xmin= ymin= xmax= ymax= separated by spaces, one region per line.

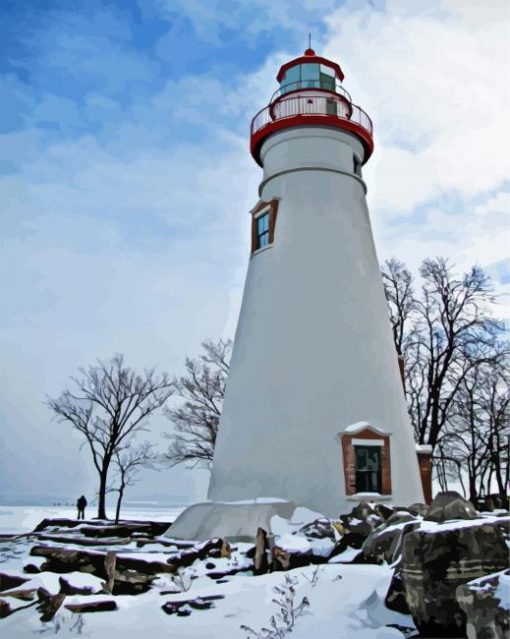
xmin=324 ymin=0 xmax=510 ymax=213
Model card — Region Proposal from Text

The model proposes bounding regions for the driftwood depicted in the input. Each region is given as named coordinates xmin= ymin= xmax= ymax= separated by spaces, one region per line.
xmin=161 ymin=594 xmax=224 ymax=616
xmin=36 ymin=587 xmax=66 ymax=622
xmin=254 ymin=528 xmax=268 ymax=575
xmin=65 ymin=600 xmax=118 ymax=613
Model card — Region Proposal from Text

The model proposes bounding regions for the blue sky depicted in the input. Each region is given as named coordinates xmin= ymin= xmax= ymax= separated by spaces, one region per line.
xmin=1 ymin=0 xmax=509 ymax=505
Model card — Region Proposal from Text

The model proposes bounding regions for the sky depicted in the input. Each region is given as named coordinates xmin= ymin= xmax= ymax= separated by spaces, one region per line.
xmin=1 ymin=0 xmax=509 ymax=507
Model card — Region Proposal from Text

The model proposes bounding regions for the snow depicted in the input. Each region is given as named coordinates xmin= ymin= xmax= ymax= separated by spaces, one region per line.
xmin=418 ymin=514 xmax=510 ymax=533
xmin=344 ymin=422 xmax=390 ymax=436
xmin=0 ymin=507 xmax=416 ymax=638
xmin=0 ymin=505 xmax=183 ymax=535
xmin=270 ymin=506 xmax=324 ymax=536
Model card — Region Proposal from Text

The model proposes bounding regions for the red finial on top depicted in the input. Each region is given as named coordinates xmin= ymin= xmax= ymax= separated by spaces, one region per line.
xmin=304 ymin=48 xmax=315 ymax=56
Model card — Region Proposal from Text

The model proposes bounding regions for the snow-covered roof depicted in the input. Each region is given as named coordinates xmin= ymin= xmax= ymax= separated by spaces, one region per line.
xmin=342 ymin=421 xmax=391 ymax=436
xmin=415 ymin=444 xmax=433 ymax=454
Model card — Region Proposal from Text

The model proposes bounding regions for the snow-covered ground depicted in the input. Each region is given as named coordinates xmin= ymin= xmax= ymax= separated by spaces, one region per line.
xmin=0 ymin=506 xmax=416 ymax=638
xmin=0 ymin=505 xmax=185 ymax=535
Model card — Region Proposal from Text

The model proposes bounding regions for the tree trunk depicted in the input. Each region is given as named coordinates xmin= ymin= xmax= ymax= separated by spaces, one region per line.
xmin=115 ymin=486 xmax=125 ymax=525
xmin=97 ymin=469 xmax=109 ymax=519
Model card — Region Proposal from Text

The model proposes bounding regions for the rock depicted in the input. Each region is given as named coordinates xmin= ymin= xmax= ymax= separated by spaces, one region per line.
xmin=220 ymin=540 xmax=231 ymax=559
xmin=1 ymin=588 xmax=37 ymax=601
xmin=24 ymin=564 xmax=41 ymax=574
xmin=33 ymin=518 xmax=80 ymax=532
xmin=254 ymin=527 xmax=268 ymax=575
xmin=296 ymin=518 xmax=337 ymax=542
xmin=161 ymin=594 xmax=224 ymax=616
xmin=0 ymin=573 xmax=30 ymax=592
xmin=374 ymin=504 xmax=395 ymax=521
xmin=0 ymin=598 xmax=12 ymax=618
xmin=425 ymin=491 xmax=477 ymax=522
xmin=406 ymin=502 xmax=428 ymax=517
xmin=400 ymin=520 xmax=509 ymax=637
xmin=456 ymin=569 xmax=510 ymax=639
xmin=331 ymin=521 xmax=345 ymax=536
xmin=384 ymin=569 xmax=409 ymax=615
xmin=101 ymin=551 xmax=116 ymax=594
xmin=65 ymin=600 xmax=118 ymax=613
xmin=386 ymin=511 xmax=418 ymax=526
xmin=358 ymin=515 xmax=419 ymax=565
xmin=36 ymin=587 xmax=66 ymax=622
xmin=328 ymin=531 xmax=367 ymax=561
xmin=30 ymin=545 xmax=160 ymax=595
xmin=349 ymin=501 xmax=377 ymax=521
xmin=166 ymin=538 xmax=226 ymax=571
xmin=31 ymin=544 xmax=174 ymax=577
xmin=58 ymin=577 xmax=94 ymax=596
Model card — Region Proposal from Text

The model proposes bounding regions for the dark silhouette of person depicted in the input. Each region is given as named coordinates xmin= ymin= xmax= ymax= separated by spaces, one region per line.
xmin=77 ymin=495 xmax=87 ymax=520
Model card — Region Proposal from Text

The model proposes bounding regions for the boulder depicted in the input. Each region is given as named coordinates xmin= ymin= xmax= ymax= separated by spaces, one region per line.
xmin=425 ymin=491 xmax=477 ymax=522
xmin=456 ymin=569 xmax=510 ymax=639
xmin=384 ymin=569 xmax=409 ymax=615
xmin=358 ymin=513 xmax=419 ymax=565
xmin=400 ymin=520 xmax=509 ymax=637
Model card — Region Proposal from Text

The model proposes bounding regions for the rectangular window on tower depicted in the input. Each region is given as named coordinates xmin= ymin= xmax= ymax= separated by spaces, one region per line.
xmin=355 ymin=445 xmax=382 ymax=493
xmin=256 ymin=211 xmax=270 ymax=249
xmin=251 ymin=200 xmax=279 ymax=254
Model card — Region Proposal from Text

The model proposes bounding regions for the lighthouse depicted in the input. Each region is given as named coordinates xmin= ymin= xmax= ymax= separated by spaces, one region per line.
xmin=204 ymin=48 xmax=425 ymax=518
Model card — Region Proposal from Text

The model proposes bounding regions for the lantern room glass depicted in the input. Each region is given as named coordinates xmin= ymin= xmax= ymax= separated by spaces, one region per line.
xmin=280 ymin=64 xmax=337 ymax=94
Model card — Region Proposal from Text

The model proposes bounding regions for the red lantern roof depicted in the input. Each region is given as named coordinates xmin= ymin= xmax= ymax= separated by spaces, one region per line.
xmin=276 ymin=48 xmax=345 ymax=83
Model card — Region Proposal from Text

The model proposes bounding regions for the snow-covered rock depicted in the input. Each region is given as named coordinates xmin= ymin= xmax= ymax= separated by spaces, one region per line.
xmin=400 ymin=515 xmax=509 ymax=637
xmin=456 ymin=569 xmax=510 ymax=639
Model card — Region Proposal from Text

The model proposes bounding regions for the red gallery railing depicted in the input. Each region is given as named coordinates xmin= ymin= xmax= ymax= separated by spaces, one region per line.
xmin=251 ymin=92 xmax=373 ymax=138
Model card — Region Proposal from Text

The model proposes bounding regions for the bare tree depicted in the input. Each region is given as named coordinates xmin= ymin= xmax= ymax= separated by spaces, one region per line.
xmin=113 ymin=442 xmax=158 ymax=524
xmin=381 ymin=258 xmax=416 ymax=357
xmin=438 ymin=360 xmax=509 ymax=505
xmin=382 ymin=257 xmax=509 ymax=498
xmin=163 ymin=339 xmax=232 ymax=469
xmin=384 ymin=258 xmax=505 ymax=447
xmin=47 ymin=354 xmax=173 ymax=518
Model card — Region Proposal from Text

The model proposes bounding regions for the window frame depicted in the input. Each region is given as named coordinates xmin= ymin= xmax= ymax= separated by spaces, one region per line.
xmin=340 ymin=425 xmax=392 ymax=496
xmin=251 ymin=199 xmax=279 ymax=255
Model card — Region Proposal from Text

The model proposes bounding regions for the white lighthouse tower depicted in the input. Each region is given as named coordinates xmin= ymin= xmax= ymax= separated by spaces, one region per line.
xmin=204 ymin=48 xmax=425 ymax=519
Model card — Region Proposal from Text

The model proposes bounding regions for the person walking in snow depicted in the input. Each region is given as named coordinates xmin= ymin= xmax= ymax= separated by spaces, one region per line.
xmin=76 ymin=495 xmax=87 ymax=520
